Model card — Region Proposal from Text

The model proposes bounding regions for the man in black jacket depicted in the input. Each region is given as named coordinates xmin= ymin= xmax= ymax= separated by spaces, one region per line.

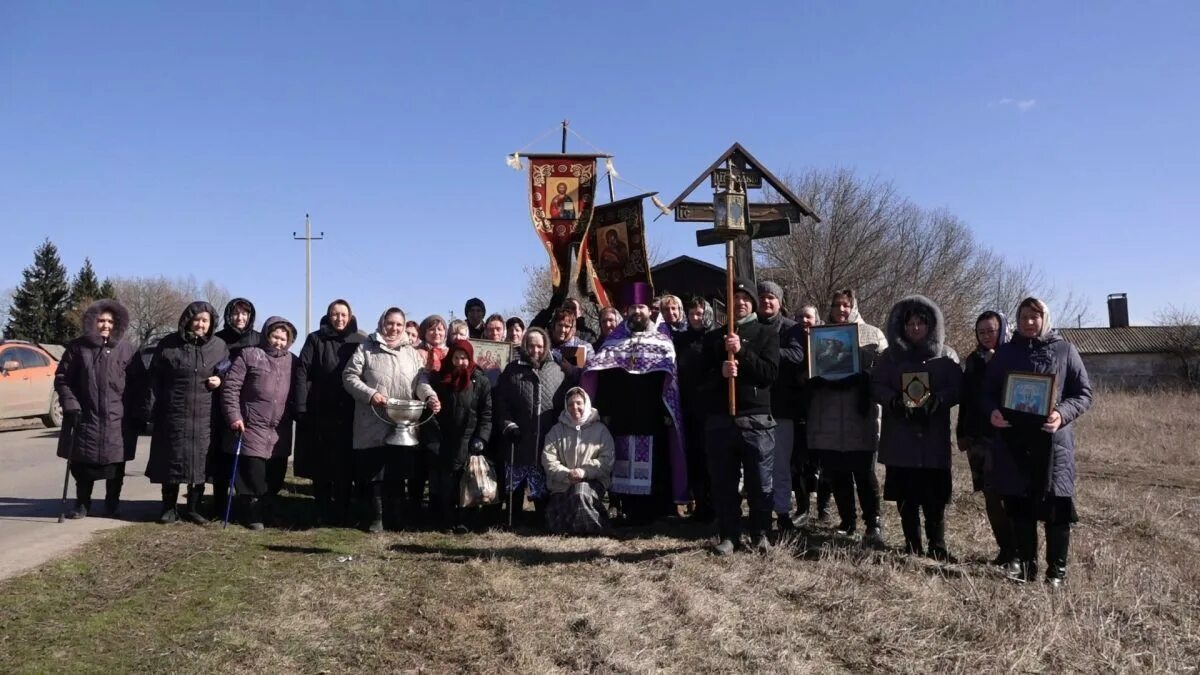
xmin=758 ymin=281 xmax=807 ymax=530
xmin=702 ymin=280 xmax=780 ymax=554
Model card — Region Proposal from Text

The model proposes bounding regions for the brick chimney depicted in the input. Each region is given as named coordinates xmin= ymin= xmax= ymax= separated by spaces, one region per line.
xmin=1107 ymin=293 xmax=1130 ymax=328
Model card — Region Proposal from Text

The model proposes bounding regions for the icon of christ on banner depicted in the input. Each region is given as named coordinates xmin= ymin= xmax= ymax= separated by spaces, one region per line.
xmin=527 ymin=155 xmax=600 ymax=300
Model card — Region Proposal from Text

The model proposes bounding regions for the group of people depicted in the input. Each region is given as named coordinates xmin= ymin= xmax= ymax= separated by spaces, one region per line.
xmin=53 ymin=281 xmax=1093 ymax=586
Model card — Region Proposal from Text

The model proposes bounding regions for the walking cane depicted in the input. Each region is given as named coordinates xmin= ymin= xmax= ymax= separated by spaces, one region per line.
xmin=56 ymin=414 xmax=78 ymax=524
xmin=222 ymin=432 xmax=243 ymax=529
xmin=507 ymin=437 xmax=516 ymax=530
xmin=57 ymin=462 xmax=70 ymax=524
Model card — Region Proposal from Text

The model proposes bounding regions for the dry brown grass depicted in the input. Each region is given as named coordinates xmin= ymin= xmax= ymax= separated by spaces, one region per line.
xmin=2 ymin=390 xmax=1198 ymax=673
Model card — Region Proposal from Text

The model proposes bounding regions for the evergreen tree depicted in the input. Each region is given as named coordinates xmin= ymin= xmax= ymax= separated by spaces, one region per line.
xmin=98 ymin=277 xmax=116 ymax=301
xmin=66 ymin=257 xmax=104 ymax=334
xmin=3 ymin=239 xmax=71 ymax=343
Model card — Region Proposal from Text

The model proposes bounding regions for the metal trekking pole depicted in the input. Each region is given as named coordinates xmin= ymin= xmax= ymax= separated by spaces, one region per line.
xmin=222 ymin=432 xmax=244 ymax=529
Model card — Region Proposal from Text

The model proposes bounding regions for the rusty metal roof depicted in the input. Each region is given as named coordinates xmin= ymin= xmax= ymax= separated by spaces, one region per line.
xmin=1059 ymin=326 xmax=1188 ymax=354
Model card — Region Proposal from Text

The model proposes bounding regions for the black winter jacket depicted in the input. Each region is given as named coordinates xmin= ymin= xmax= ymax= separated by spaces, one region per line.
xmin=291 ymin=316 xmax=365 ymax=478
xmin=701 ymin=315 xmax=780 ymax=417
xmin=432 ymin=369 xmax=493 ymax=471
xmin=145 ymin=301 xmax=229 ymax=484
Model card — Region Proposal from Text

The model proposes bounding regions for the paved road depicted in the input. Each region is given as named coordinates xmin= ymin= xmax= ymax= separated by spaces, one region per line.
xmin=0 ymin=423 xmax=159 ymax=580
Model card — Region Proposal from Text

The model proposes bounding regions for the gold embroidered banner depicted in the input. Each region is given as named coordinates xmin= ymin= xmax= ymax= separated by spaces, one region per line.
xmin=527 ymin=154 xmax=601 ymax=300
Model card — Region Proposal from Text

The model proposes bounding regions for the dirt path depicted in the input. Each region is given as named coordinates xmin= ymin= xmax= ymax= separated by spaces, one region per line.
xmin=1079 ymin=461 xmax=1200 ymax=491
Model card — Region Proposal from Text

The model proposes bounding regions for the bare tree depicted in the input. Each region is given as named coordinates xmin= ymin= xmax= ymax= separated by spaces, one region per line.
xmin=201 ymin=279 xmax=231 ymax=318
xmin=1155 ymin=305 xmax=1200 ymax=387
xmin=109 ymin=275 xmax=229 ymax=346
xmin=758 ymin=167 xmax=1095 ymax=352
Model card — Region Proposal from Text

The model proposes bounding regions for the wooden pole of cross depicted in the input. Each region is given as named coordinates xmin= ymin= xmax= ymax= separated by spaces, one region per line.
xmin=663 ymin=143 xmax=822 ymax=415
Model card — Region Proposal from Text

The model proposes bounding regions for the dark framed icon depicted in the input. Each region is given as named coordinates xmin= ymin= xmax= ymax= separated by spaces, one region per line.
xmin=1002 ymin=371 xmax=1057 ymax=417
xmin=807 ymin=324 xmax=860 ymax=380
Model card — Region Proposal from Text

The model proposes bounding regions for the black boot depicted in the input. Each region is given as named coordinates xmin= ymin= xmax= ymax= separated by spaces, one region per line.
xmin=158 ymin=484 xmax=180 ymax=524
xmin=66 ymin=479 xmax=94 ymax=520
xmin=985 ymin=491 xmax=1015 ymax=566
xmin=831 ymin=473 xmax=857 ymax=535
xmin=1007 ymin=516 xmax=1039 ymax=583
xmin=899 ymin=501 xmax=923 ymax=555
xmin=365 ymin=483 xmax=384 ymax=533
xmin=862 ymin=516 xmax=886 ymax=550
xmin=816 ymin=479 xmax=833 ymax=524
xmin=924 ymin=504 xmax=956 ymax=563
xmin=245 ymin=497 xmax=265 ymax=531
xmin=104 ymin=475 xmax=123 ymax=517
xmin=181 ymin=484 xmax=209 ymax=525
xmin=1045 ymin=522 xmax=1070 ymax=588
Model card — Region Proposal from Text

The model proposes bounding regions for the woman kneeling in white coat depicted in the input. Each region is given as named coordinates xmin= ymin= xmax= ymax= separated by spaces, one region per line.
xmin=542 ymin=387 xmax=614 ymax=535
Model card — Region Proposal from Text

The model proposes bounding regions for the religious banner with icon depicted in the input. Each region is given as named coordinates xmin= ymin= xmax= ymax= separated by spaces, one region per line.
xmin=586 ymin=193 xmax=655 ymax=308
xmin=527 ymin=155 xmax=601 ymax=300
xmin=901 ymin=371 xmax=931 ymax=408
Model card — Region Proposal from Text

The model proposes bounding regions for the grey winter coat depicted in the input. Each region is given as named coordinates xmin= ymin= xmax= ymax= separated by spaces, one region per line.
xmin=493 ymin=352 xmax=568 ymax=467
xmin=806 ymin=293 xmax=888 ymax=453
xmin=54 ymin=299 xmax=142 ymax=466
xmin=872 ymin=295 xmax=961 ymax=470
xmin=220 ymin=317 xmax=297 ymax=460
xmin=982 ymin=324 xmax=1093 ymax=498
xmin=145 ymin=301 xmax=230 ymax=484
xmin=342 ymin=317 xmax=435 ymax=450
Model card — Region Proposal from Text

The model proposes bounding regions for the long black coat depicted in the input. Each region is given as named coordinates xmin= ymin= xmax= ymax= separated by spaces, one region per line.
xmin=291 ymin=316 xmax=365 ymax=478
xmin=431 ymin=369 xmax=493 ymax=471
xmin=145 ymin=301 xmax=229 ymax=485
xmin=54 ymin=299 xmax=142 ymax=466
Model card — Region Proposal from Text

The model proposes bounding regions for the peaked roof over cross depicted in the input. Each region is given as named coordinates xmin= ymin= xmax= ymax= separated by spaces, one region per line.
xmin=663 ymin=142 xmax=821 ymax=222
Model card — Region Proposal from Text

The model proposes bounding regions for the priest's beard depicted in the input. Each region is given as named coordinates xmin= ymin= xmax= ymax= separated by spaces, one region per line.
xmin=627 ymin=315 xmax=650 ymax=333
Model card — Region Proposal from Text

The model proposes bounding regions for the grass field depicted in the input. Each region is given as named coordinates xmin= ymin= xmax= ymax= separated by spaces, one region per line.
xmin=1 ymin=390 xmax=1198 ymax=673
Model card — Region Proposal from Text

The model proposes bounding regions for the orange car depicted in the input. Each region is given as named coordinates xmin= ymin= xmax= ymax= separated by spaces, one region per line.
xmin=0 ymin=340 xmax=62 ymax=427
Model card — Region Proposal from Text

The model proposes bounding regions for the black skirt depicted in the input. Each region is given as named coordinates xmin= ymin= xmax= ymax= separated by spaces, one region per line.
xmin=883 ymin=466 xmax=952 ymax=505
xmin=70 ymin=461 xmax=125 ymax=482
xmin=211 ymin=454 xmax=287 ymax=497
xmin=356 ymin=446 xmax=415 ymax=485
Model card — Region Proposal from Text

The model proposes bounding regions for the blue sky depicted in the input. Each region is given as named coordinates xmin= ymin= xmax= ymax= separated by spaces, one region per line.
xmin=2 ymin=1 xmax=1196 ymax=331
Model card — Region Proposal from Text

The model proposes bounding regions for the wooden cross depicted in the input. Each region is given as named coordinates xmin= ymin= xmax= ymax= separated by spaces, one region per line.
xmin=664 ymin=143 xmax=821 ymax=414
xmin=665 ymin=145 xmax=816 ymax=287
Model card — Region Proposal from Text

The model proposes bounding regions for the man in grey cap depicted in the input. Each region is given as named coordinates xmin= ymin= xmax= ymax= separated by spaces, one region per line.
xmin=758 ymin=280 xmax=808 ymax=530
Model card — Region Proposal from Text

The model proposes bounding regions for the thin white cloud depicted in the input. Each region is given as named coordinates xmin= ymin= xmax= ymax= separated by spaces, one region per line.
xmin=994 ymin=97 xmax=1037 ymax=112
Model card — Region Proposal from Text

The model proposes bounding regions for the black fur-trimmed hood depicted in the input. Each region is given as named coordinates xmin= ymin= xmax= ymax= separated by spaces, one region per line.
xmin=885 ymin=294 xmax=947 ymax=358
xmin=82 ymin=299 xmax=130 ymax=342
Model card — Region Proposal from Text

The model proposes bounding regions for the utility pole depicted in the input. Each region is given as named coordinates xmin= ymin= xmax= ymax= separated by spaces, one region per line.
xmin=292 ymin=214 xmax=324 ymax=335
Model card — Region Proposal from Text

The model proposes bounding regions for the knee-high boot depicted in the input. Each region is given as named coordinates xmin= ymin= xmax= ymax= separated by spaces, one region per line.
xmin=1045 ymin=522 xmax=1070 ymax=587
xmin=366 ymin=482 xmax=384 ymax=534
xmin=181 ymin=484 xmax=209 ymax=524
xmin=924 ymin=502 xmax=955 ymax=562
xmin=159 ymin=484 xmax=180 ymax=524
xmin=898 ymin=501 xmax=923 ymax=555
xmin=104 ymin=475 xmax=123 ymax=516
